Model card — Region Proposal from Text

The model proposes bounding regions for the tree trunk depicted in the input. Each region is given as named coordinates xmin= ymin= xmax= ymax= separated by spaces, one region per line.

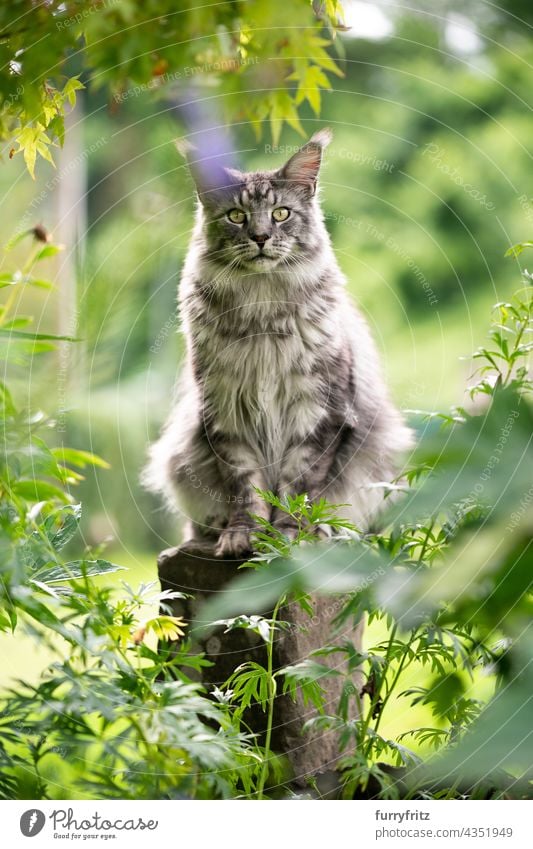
xmin=157 ymin=540 xmax=363 ymax=788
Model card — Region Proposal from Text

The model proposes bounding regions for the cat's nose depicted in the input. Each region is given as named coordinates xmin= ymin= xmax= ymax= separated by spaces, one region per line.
xmin=250 ymin=233 xmax=270 ymax=247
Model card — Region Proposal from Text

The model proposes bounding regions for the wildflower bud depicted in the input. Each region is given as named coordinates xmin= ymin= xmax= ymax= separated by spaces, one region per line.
xmin=31 ymin=224 xmax=51 ymax=243
xmin=132 ymin=626 xmax=146 ymax=645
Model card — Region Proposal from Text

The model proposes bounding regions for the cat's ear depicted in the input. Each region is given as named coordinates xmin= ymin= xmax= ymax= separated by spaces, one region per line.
xmin=175 ymin=138 xmax=239 ymax=206
xmin=279 ymin=128 xmax=332 ymax=194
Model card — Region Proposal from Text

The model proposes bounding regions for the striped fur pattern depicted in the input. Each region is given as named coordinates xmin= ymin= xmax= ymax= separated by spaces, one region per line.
xmin=144 ymin=129 xmax=413 ymax=556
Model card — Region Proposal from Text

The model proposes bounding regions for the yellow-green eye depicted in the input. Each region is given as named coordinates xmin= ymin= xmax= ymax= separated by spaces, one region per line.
xmin=227 ymin=208 xmax=246 ymax=224
xmin=272 ymin=207 xmax=290 ymax=222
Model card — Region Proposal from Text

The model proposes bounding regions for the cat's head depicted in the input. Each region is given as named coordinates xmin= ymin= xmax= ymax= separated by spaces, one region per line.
xmin=179 ymin=129 xmax=331 ymax=272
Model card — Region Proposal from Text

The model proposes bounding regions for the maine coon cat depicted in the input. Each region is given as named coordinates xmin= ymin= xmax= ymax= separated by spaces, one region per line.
xmin=144 ymin=129 xmax=412 ymax=557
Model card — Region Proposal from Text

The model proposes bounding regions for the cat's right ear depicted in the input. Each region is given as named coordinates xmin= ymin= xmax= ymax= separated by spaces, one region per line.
xmin=279 ymin=128 xmax=332 ymax=195
xmin=175 ymin=138 xmax=237 ymax=206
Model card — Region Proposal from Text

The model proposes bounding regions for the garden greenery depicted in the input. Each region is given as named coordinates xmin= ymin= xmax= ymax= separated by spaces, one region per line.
xmin=0 ymin=231 xmax=531 ymax=799
xmin=1 ymin=0 xmax=345 ymax=176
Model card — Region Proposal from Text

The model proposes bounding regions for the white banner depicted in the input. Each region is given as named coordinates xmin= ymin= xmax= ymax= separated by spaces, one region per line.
xmin=2 ymin=799 xmax=531 ymax=848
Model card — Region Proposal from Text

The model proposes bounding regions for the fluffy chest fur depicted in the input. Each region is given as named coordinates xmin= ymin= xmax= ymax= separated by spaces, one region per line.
xmin=183 ymin=276 xmax=342 ymax=458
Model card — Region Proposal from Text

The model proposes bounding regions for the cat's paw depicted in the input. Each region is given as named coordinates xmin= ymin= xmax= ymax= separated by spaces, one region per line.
xmin=215 ymin=526 xmax=253 ymax=559
xmin=273 ymin=519 xmax=331 ymax=545
xmin=273 ymin=520 xmax=299 ymax=542
xmin=313 ymin=523 xmax=332 ymax=541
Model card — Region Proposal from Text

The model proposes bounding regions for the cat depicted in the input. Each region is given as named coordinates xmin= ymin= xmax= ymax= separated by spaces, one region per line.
xmin=143 ymin=128 xmax=413 ymax=557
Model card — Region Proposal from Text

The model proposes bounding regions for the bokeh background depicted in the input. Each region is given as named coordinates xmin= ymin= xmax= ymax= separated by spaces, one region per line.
xmin=1 ymin=0 xmax=530 ymax=747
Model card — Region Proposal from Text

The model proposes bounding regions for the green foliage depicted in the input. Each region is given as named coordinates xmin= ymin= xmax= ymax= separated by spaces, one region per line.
xmin=281 ymin=660 xmax=335 ymax=711
xmin=505 ymin=241 xmax=533 ymax=258
xmin=0 ymin=234 xmax=256 ymax=799
xmin=0 ymin=0 xmax=344 ymax=175
xmin=0 ymin=235 xmax=122 ymax=633
xmin=0 ymin=576 xmax=253 ymax=800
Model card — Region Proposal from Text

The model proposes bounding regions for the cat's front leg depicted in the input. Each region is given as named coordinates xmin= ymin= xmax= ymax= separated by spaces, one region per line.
xmin=214 ymin=489 xmax=267 ymax=558
xmin=215 ymin=521 xmax=254 ymax=558
xmin=273 ymin=426 xmax=343 ymax=539
xmin=212 ymin=439 xmax=269 ymax=558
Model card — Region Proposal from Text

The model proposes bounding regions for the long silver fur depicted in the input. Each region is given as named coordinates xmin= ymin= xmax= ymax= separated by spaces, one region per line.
xmin=143 ymin=129 xmax=413 ymax=557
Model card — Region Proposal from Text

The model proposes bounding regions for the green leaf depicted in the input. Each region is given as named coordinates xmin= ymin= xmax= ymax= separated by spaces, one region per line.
xmin=34 ymin=244 xmax=64 ymax=261
xmin=0 ymin=274 xmax=20 ymax=289
xmin=211 ymin=614 xmax=275 ymax=642
xmin=379 ymin=511 xmax=533 ymax=632
xmin=5 ymin=437 xmax=64 ymax=481
xmin=0 ymin=381 xmax=17 ymax=415
xmin=505 ymin=241 xmax=533 ymax=257
xmin=26 ymin=278 xmax=54 ymax=290
xmin=424 ymin=641 xmax=533 ymax=782
xmin=1 ymin=316 xmax=33 ymax=330
xmin=4 ymin=230 xmax=33 ymax=250
xmin=280 ymin=659 xmax=338 ymax=710
xmin=12 ymin=479 xmax=70 ymax=503
xmin=0 ymin=329 xmax=78 ymax=342
xmin=225 ymin=661 xmax=272 ymax=712
xmin=417 ymin=673 xmax=465 ymax=719
xmin=63 ymin=77 xmax=85 ymax=108
xmin=51 ymin=447 xmax=110 ymax=470
xmin=394 ymin=389 xmax=533 ymax=523
xmin=33 ymin=559 xmax=125 ymax=584
xmin=45 ymin=503 xmax=82 ymax=551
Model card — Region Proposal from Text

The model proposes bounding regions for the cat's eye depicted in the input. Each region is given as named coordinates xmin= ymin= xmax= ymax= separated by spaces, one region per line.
xmin=227 ymin=208 xmax=246 ymax=224
xmin=272 ymin=207 xmax=290 ymax=222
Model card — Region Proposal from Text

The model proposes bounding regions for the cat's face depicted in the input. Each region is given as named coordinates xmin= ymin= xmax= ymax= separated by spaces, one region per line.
xmin=184 ymin=129 xmax=331 ymax=272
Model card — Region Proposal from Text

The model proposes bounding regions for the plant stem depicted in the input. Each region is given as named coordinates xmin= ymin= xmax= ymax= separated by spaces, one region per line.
xmin=0 ymin=245 xmax=41 ymax=328
xmin=0 ymin=286 xmax=19 ymax=327
xmin=371 ymin=631 xmax=417 ymax=743
xmin=503 ymin=311 xmax=527 ymax=386
xmin=255 ymin=595 xmax=283 ymax=799
xmin=362 ymin=522 xmax=434 ymax=756
xmin=359 ymin=622 xmax=398 ymax=758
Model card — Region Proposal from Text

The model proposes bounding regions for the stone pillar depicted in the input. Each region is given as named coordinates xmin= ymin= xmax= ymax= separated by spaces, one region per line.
xmin=157 ymin=540 xmax=363 ymax=786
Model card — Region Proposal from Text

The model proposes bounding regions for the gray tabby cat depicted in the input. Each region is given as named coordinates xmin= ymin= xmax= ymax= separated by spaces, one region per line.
xmin=144 ymin=129 xmax=412 ymax=557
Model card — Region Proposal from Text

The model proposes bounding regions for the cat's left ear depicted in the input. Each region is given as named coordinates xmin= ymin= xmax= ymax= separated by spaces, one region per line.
xmin=279 ymin=128 xmax=332 ymax=195
xmin=175 ymin=138 xmax=239 ymax=206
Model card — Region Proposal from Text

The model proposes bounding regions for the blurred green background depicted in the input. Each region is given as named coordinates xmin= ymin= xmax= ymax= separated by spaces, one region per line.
xmin=0 ymin=1 xmax=529 ymax=743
